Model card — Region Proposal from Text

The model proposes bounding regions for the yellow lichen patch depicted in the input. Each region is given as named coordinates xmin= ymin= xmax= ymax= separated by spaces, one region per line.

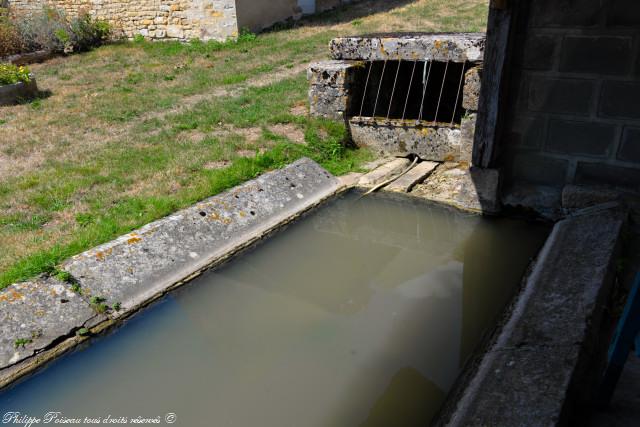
xmin=127 ymin=233 xmax=143 ymax=245
xmin=35 ymin=309 xmax=45 ymax=317
xmin=239 ymin=211 xmax=247 ymax=218
xmin=0 ymin=289 xmax=25 ymax=303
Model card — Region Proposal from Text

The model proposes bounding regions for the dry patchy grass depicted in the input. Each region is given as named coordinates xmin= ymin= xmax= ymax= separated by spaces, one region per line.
xmin=0 ymin=0 xmax=489 ymax=287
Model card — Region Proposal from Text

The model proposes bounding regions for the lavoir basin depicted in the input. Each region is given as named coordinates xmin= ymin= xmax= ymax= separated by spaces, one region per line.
xmin=0 ymin=191 xmax=549 ymax=426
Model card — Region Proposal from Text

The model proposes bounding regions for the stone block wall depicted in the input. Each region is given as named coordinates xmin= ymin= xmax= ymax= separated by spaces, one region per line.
xmin=308 ymin=34 xmax=485 ymax=163
xmin=502 ymin=0 xmax=640 ymax=193
xmin=7 ymin=0 xmax=360 ymax=41
xmin=8 ymin=0 xmax=239 ymax=41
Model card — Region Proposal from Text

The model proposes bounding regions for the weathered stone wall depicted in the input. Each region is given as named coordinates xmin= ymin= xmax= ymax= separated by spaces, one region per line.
xmin=308 ymin=34 xmax=484 ymax=163
xmin=502 ymin=0 xmax=640 ymax=194
xmin=7 ymin=0 xmax=237 ymax=41
xmin=7 ymin=0 xmax=360 ymax=41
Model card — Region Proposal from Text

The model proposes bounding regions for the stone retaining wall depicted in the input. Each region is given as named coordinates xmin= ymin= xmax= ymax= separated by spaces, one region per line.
xmin=7 ymin=0 xmax=359 ymax=41
xmin=8 ymin=0 xmax=238 ymax=41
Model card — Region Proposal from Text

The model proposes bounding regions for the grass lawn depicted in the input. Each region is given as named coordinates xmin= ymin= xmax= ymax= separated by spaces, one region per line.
xmin=0 ymin=0 xmax=489 ymax=289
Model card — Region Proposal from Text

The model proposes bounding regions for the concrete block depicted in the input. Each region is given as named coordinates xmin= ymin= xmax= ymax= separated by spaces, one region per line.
xmin=307 ymin=60 xmax=363 ymax=87
xmin=599 ymin=81 xmax=640 ymax=120
xmin=460 ymin=113 xmax=476 ymax=163
xmin=508 ymin=152 xmax=569 ymax=187
xmin=385 ymin=161 xmax=439 ymax=193
xmin=358 ymin=158 xmax=411 ymax=187
xmin=522 ymin=35 xmax=558 ymax=71
xmin=527 ymin=77 xmax=594 ymax=116
xmin=0 ymin=276 xmax=98 ymax=370
xmin=411 ymin=164 xmax=500 ymax=213
xmin=618 ymin=127 xmax=640 ymax=163
xmin=575 ymin=161 xmax=640 ymax=192
xmin=562 ymin=184 xmax=623 ymax=210
xmin=546 ymin=119 xmax=616 ymax=158
xmin=560 ymin=36 xmax=633 ymax=75
xmin=608 ymin=0 xmax=640 ymax=26
xmin=349 ymin=118 xmax=462 ymax=162
xmin=329 ymin=33 xmax=486 ymax=62
xmin=501 ymin=184 xmax=563 ymax=220
xmin=63 ymin=159 xmax=341 ymax=317
xmin=505 ymin=116 xmax=546 ymax=149
xmin=447 ymin=205 xmax=625 ymax=427
xmin=530 ymin=0 xmax=603 ymax=27
xmin=462 ymin=67 xmax=481 ymax=111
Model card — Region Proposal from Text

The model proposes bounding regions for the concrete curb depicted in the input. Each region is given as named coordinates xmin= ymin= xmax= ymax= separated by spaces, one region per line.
xmin=442 ymin=204 xmax=626 ymax=427
xmin=0 ymin=158 xmax=345 ymax=390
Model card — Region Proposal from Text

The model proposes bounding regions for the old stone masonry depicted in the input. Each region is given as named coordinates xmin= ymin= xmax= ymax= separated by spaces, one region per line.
xmin=6 ymin=0 xmax=361 ymax=41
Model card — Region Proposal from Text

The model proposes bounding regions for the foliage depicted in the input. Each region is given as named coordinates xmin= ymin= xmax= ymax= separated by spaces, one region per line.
xmin=0 ymin=8 xmax=22 ymax=57
xmin=14 ymin=337 xmax=32 ymax=349
xmin=8 ymin=7 xmax=110 ymax=55
xmin=0 ymin=63 xmax=30 ymax=85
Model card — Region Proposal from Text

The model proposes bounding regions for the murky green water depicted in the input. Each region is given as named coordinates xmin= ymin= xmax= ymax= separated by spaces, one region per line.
xmin=0 ymin=191 xmax=549 ymax=427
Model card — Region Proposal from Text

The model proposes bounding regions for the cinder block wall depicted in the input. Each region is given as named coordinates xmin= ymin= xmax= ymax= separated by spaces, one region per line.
xmin=502 ymin=0 xmax=640 ymax=192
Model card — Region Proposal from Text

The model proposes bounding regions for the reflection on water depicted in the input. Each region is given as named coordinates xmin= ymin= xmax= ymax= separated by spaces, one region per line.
xmin=0 ymin=191 xmax=549 ymax=427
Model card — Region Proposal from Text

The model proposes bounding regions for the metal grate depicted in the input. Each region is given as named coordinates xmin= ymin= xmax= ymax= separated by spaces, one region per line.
xmin=352 ymin=60 xmax=469 ymax=126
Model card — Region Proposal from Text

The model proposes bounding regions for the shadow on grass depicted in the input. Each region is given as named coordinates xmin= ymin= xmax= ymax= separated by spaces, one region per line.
xmin=262 ymin=0 xmax=417 ymax=33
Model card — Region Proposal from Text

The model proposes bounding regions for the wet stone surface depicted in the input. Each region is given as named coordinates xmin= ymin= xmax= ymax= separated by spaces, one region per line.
xmin=0 ymin=276 xmax=97 ymax=370
xmin=62 ymin=158 xmax=340 ymax=317
xmin=412 ymin=163 xmax=500 ymax=213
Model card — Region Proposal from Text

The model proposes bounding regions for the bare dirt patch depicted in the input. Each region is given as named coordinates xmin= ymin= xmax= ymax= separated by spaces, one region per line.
xmin=269 ymin=123 xmax=307 ymax=144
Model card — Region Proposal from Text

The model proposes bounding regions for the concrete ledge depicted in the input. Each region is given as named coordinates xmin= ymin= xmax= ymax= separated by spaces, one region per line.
xmin=0 ymin=276 xmax=101 ymax=373
xmin=412 ymin=163 xmax=501 ymax=214
xmin=349 ymin=117 xmax=464 ymax=161
xmin=444 ymin=205 xmax=626 ymax=426
xmin=0 ymin=78 xmax=38 ymax=106
xmin=357 ymin=157 xmax=411 ymax=187
xmin=0 ymin=158 xmax=343 ymax=389
xmin=330 ymin=33 xmax=486 ymax=62
xmin=62 ymin=158 xmax=341 ymax=318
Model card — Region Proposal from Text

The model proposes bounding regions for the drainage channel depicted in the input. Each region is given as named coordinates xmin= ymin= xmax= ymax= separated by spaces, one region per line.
xmin=0 ymin=190 xmax=549 ymax=426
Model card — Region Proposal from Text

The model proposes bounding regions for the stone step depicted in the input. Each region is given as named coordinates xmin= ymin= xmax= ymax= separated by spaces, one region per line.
xmin=358 ymin=158 xmax=411 ymax=187
xmin=385 ymin=161 xmax=439 ymax=193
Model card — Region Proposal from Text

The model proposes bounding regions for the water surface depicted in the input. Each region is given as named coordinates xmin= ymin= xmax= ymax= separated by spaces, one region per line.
xmin=0 ymin=192 xmax=549 ymax=426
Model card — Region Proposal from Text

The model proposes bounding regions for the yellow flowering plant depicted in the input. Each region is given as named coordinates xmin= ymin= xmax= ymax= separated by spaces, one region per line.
xmin=0 ymin=63 xmax=30 ymax=85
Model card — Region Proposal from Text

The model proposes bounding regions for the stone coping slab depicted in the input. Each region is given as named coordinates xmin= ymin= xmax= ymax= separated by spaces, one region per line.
xmin=62 ymin=158 xmax=341 ymax=318
xmin=386 ymin=161 xmax=439 ymax=193
xmin=330 ymin=33 xmax=486 ymax=62
xmin=0 ymin=276 xmax=100 ymax=371
xmin=443 ymin=204 xmax=626 ymax=426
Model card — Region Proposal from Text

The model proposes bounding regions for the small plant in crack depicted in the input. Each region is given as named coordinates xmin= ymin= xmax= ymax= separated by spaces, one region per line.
xmin=90 ymin=296 xmax=109 ymax=314
xmin=112 ymin=302 xmax=122 ymax=312
xmin=76 ymin=328 xmax=90 ymax=337
xmin=14 ymin=338 xmax=32 ymax=349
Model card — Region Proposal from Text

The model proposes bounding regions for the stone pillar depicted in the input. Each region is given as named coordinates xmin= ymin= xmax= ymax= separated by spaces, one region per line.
xmin=460 ymin=66 xmax=481 ymax=164
xmin=307 ymin=59 xmax=363 ymax=121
